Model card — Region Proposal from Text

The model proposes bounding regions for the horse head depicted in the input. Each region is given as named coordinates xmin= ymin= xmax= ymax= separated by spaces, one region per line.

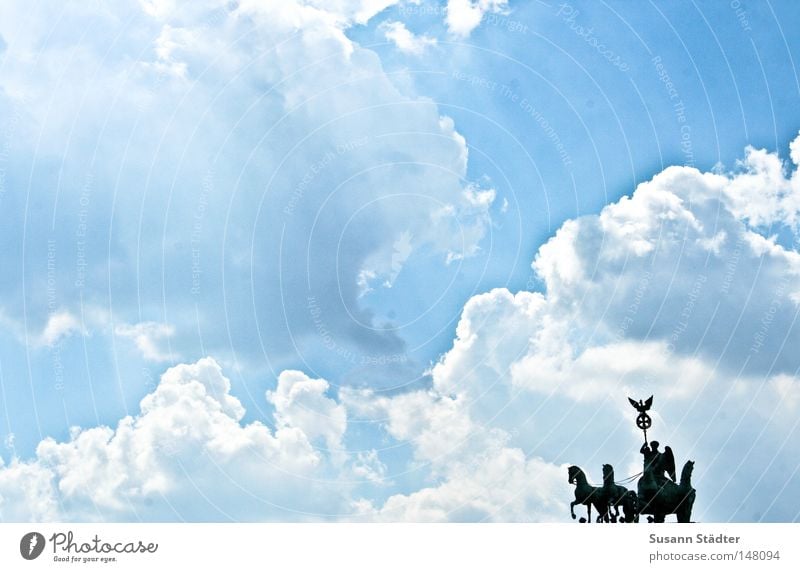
xmin=568 ymin=465 xmax=580 ymax=484
xmin=680 ymin=460 xmax=695 ymax=487
xmin=602 ymin=463 xmax=613 ymax=484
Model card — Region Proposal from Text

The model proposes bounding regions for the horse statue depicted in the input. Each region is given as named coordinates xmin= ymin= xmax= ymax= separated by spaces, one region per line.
xmin=602 ymin=464 xmax=638 ymax=523
xmin=638 ymin=457 xmax=695 ymax=523
xmin=568 ymin=465 xmax=608 ymax=523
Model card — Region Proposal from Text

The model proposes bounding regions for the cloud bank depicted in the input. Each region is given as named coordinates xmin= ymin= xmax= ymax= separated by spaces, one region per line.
xmin=0 ymin=0 xmax=495 ymax=378
xmin=3 ymin=134 xmax=800 ymax=521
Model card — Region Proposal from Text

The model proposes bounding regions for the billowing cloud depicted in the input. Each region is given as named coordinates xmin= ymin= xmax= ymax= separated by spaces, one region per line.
xmin=2 ymin=0 xmax=800 ymax=524
xmin=5 ymin=137 xmax=800 ymax=522
xmin=355 ymin=134 xmax=800 ymax=522
xmin=446 ymin=0 xmax=508 ymax=38
xmin=0 ymin=0 xmax=495 ymax=377
xmin=0 ymin=358 xmax=353 ymax=521
xmin=268 ymin=370 xmax=347 ymax=463
xmin=345 ymin=386 xmax=569 ymax=521
xmin=531 ymin=144 xmax=800 ymax=378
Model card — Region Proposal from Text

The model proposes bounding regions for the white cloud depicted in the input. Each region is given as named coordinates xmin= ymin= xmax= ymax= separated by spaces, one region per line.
xmin=0 ymin=0 xmax=497 ymax=367
xmin=0 ymin=457 xmax=59 ymax=521
xmin=115 ymin=322 xmax=176 ymax=362
xmin=356 ymin=114 xmax=493 ymax=294
xmin=268 ymin=370 xmax=347 ymax=463
xmin=344 ymin=134 xmax=800 ymax=522
xmin=770 ymin=374 xmax=800 ymax=410
xmin=380 ymin=21 xmax=437 ymax=55
xmin=724 ymin=143 xmax=800 ymax=228
xmin=360 ymin=134 xmax=800 ymax=522
xmin=39 ymin=310 xmax=82 ymax=346
xmin=3 ymin=0 xmax=800 ymax=523
xmin=0 ymin=358 xmax=353 ymax=521
xmin=300 ymin=0 xmax=401 ymax=25
xmin=351 ymin=450 xmax=389 ymax=484
xmin=371 ymin=448 xmax=567 ymax=522
xmin=5 ymin=136 xmax=800 ymax=521
xmin=346 ymin=385 xmax=568 ymax=521
xmin=445 ymin=0 xmax=508 ymax=38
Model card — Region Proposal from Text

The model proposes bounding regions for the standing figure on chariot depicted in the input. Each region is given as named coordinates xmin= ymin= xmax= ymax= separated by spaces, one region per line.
xmin=640 ymin=440 xmax=676 ymax=484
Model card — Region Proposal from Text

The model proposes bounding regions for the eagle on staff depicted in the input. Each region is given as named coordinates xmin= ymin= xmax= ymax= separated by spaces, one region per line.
xmin=628 ymin=395 xmax=653 ymax=442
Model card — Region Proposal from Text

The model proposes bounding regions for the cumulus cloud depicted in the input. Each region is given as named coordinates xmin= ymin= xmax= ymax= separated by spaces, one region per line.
xmin=3 ymin=0 xmax=800 ymax=523
xmin=531 ymin=142 xmax=800 ymax=378
xmin=346 ymin=385 xmax=569 ymax=521
xmin=373 ymin=451 xmax=566 ymax=522
xmin=0 ymin=358 xmax=353 ymax=521
xmin=724 ymin=144 xmax=800 ymax=228
xmin=268 ymin=370 xmax=347 ymax=463
xmin=445 ymin=0 xmax=508 ymax=38
xmin=380 ymin=21 xmax=437 ymax=55
xmin=9 ymin=135 xmax=800 ymax=521
xmin=356 ymin=134 xmax=800 ymax=522
xmin=4 ymin=136 xmax=800 ymax=521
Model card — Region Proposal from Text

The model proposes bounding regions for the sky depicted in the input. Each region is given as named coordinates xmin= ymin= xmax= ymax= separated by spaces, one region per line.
xmin=0 ymin=0 xmax=799 ymax=522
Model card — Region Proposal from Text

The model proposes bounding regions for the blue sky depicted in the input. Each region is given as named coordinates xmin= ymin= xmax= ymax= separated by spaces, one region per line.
xmin=1 ymin=0 xmax=800 ymax=522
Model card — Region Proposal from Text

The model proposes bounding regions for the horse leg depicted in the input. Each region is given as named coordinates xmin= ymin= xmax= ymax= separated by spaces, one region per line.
xmin=570 ymin=500 xmax=577 ymax=520
xmin=595 ymin=503 xmax=605 ymax=523
xmin=587 ymin=502 xmax=591 ymax=523
xmin=677 ymin=491 xmax=695 ymax=523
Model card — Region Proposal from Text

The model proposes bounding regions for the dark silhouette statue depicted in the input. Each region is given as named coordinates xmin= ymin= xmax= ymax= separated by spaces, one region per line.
xmin=567 ymin=396 xmax=697 ymax=524
xmin=602 ymin=464 xmax=637 ymax=522
xmin=568 ymin=466 xmax=608 ymax=523
xmin=641 ymin=440 xmax=676 ymax=483
xmin=568 ymin=464 xmax=639 ymax=523
xmin=637 ymin=442 xmax=695 ymax=523
xmin=628 ymin=396 xmax=653 ymax=413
